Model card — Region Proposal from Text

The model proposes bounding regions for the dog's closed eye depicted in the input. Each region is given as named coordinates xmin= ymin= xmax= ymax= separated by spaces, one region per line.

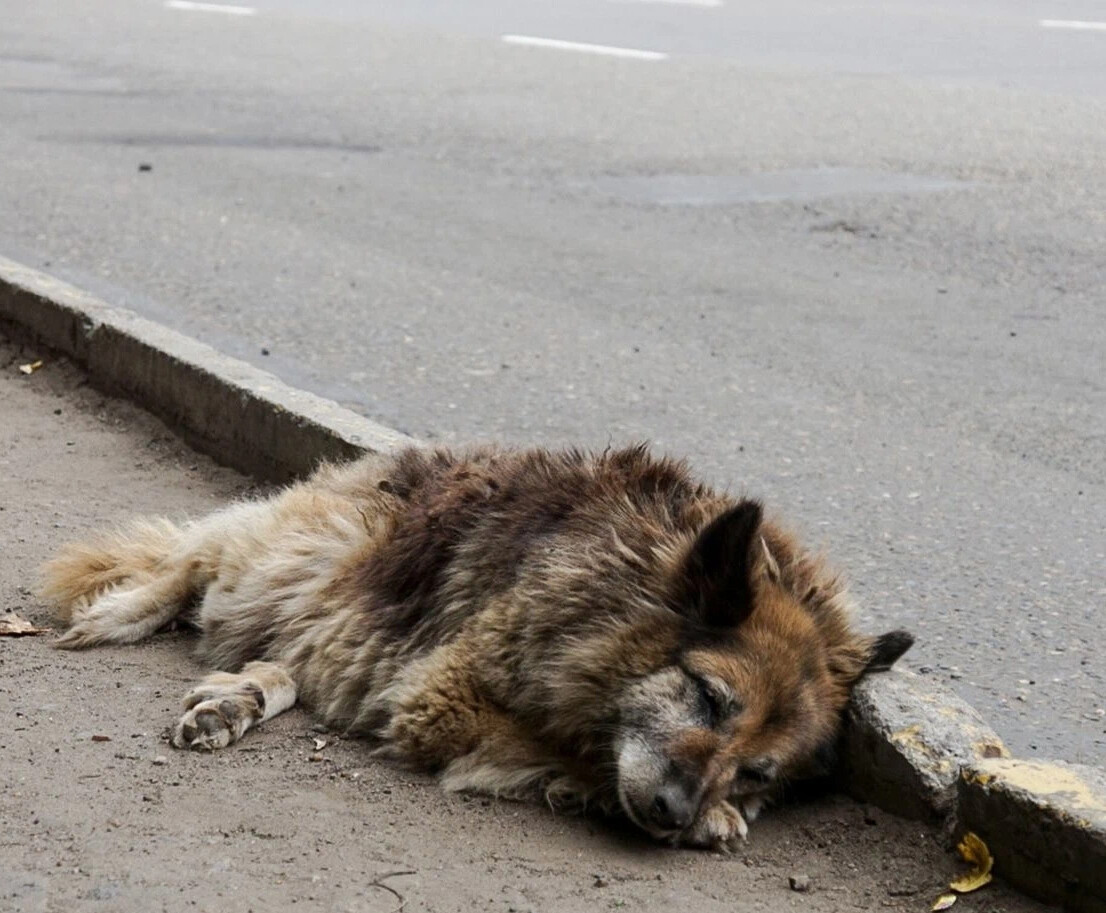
xmin=695 ymin=677 xmax=740 ymax=728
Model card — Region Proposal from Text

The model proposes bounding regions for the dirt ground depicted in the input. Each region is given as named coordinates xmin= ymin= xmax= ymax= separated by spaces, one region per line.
xmin=0 ymin=334 xmax=1055 ymax=913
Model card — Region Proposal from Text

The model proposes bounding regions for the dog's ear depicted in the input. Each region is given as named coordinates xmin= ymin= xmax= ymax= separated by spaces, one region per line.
xmin=863 ymin=630 xmax=915 ymax=673
xmin=679 ymin=501 xmax=763 ymax=629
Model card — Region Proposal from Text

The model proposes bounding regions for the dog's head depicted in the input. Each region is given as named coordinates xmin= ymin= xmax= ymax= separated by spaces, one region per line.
xmin=612 ymin=501 xmax=912 ymax=838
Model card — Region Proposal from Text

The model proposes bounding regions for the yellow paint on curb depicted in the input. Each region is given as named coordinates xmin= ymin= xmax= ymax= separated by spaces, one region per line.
xmin=962 ymin=769 xmax=996 ymax=787
xmin=891 ymin=723 xmax=922 ymax=743
xmin=971 ymin=739 xmax=1009 ymax=760
xmin=971 ymin=760 xmax=1106 ymax=819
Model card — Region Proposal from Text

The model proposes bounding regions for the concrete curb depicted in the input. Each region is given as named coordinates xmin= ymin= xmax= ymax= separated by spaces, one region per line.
xmin=0 ymin=255 xmax=414 ymax=482
xmin=2 ymin=256 xmax=1103 ymax=911
xmin=959 ymin=759 xmax=1106 ymax=913
xmin=840 ymin=662 xmax=1105 ymax=913
xmin=840 ymin=668 xmax=1009 ymax=823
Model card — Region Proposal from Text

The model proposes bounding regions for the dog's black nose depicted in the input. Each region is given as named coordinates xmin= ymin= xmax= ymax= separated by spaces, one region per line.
xmin=738 ymin=758 xmax=778 ymax=784
xmin=648 ymin=784 xmax=696 ymax=832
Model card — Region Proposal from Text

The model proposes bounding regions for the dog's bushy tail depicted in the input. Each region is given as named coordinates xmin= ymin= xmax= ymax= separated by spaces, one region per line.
xmin=40 ymin=518 xmax=193 ymax=649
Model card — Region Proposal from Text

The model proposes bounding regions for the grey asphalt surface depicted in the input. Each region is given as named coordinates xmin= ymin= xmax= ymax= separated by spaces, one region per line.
xmin=1 ymin=0 xmax=1103 ymax=764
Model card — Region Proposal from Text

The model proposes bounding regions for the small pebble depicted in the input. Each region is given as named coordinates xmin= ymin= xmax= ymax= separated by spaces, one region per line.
xmin=789 ymin=874 xmax=811 ymax=892
xmin=152 ymin=755 xmax=168 ymax=766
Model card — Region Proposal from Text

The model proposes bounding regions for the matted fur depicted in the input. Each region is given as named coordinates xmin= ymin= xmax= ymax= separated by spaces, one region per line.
xmin=41 ymin=444 xmax=911 ymax=848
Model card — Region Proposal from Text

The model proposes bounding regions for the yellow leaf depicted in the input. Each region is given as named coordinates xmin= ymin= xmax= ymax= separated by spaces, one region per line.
xmin=956 ymin=832 xmax=993 ymax=870
xmin=950 ymin=831 xmax=994 ymax=894
xmin=932 ymin=893 xmax=957 ymax=911
xmin=950 ymin=870 xmax=993 ymax=893
xmin=18 ymin=360 xmax=43 ymax=375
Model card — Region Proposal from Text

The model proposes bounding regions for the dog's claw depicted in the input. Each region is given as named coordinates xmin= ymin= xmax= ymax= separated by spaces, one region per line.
xmin=681 ymin=800 xmax=749 ymax=850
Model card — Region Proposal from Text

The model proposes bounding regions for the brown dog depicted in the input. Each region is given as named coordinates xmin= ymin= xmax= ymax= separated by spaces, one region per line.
xmin=42 ymin=444 xmax=911 ymax=848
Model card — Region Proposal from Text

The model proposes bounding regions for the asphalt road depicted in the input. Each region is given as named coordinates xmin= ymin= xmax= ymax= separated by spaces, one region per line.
xmin=1 ymin=0 xmax=1103 ymax=763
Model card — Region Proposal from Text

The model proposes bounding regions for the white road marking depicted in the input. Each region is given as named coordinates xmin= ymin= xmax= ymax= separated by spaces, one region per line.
xmin=501 ymin=35 xmax=668 ymax=61
xmin=608 ymin=0 xmax=721 ymax=6
xmin=1039 ymin=19 xmax=1106 ymax=31
xmin=165 ymin=0 xmax=257 ymax=15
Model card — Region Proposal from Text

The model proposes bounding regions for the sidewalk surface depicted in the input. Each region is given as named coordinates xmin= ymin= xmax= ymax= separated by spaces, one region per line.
xmin=0 ymin=334 xmax=1054 ymax=913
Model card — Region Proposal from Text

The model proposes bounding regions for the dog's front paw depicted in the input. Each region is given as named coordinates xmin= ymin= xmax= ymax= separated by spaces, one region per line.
xmin=680 ymin=800 xmax=748 ymax=851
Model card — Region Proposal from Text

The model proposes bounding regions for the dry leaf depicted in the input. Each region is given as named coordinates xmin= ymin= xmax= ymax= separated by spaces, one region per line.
xmin=91 ymin=735 xmax=112 ymax=743
xmin=18 ymin=360 xmax=44 ymax=375
xmin=950 ymin=831 xmax=994 ymax=893
xmin=950 ymin=869 xmax=993 ymax=892
xmin=313 ymin=737 xmax=327 ymax=752
xmin=0 ymin=612 xmax=49 ymax=636
xmin=932 ymin=893 xmax=957 ymax=911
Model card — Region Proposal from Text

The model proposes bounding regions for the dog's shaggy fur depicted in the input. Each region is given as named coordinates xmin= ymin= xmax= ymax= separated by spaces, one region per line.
xmin=42 ymin=444 xmax=911 ymax=848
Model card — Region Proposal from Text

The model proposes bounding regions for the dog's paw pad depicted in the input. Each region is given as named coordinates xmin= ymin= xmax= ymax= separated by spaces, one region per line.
xmin=171 ymin=685 xmax=262 ymax=751
xmin=171 ymin=699 xmax=239 ymax=750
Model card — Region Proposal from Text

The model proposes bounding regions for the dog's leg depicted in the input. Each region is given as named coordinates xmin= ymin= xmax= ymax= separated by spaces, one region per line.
xmin=436 ymin=713 xmax=573 ymax=802
xmin=171 ymin=661 xmax=297 ymax=751
xmin=374 ymin=649 xmax=579 ymax=804
xmin=41 ymin=518 xmax=184 ymax=627
xmin=54 ymin=565 xmax=199 ymax=650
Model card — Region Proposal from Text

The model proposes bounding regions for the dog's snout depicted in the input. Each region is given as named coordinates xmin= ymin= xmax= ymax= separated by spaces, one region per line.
xmin=648 ymin=783 xmax=696 ymax=832
xmin=739 ymin=757 xmax=778 ymax=784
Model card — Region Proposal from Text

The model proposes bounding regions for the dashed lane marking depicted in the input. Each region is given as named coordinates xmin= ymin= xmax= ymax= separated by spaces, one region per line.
xmin=165 ymin=1 xmax=258 ymax=16
xmin=607 ymin=0 xmax=722 ymax=6
xmin=501 ymin=35 xmax=668 ymax=60
xmin=1039 ymin=19 xmax=1106 ymax=31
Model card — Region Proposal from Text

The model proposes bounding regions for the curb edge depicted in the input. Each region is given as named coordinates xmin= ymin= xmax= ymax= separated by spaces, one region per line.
xmin=0 ymin=255 xmax=414 ymax=482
